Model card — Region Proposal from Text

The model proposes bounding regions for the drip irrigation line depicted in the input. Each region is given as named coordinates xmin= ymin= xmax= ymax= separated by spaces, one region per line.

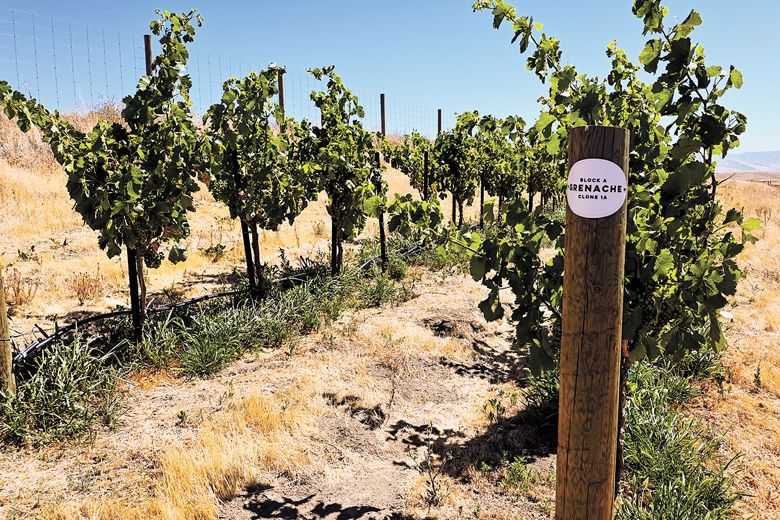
xmin=12 ymin=244 xmax=425 ymax=364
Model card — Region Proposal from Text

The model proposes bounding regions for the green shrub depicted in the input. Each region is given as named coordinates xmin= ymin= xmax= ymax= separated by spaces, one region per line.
xmin=359 ymin=274 xmax=412 ymax=307
xmin=675 ymin=347 xmax=724 ymax=382
xmin=501 ymin=456 xmax=534 ymax=494
xmin=522 ymin=367 xmax=559 ymax=422
xmin=518 ymin=354 xmax=739 ymax=518
xmin=135 ymin=311 xmax=183 ymax=368
xmin=254 ymin=314 xmax=296 ymax=351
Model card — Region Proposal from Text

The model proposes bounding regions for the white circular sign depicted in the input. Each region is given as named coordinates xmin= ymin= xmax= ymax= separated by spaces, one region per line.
xmin=566 ymin=158 xmax=627 ymax=219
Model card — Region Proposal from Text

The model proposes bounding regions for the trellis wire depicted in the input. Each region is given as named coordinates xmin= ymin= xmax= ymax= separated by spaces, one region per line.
xmin=0 ymin=6 xmax=457 ymax=137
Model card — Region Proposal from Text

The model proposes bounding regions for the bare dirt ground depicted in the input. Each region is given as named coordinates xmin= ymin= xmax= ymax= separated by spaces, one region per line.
xmin=0 ymin=272 xmax=556 ymax=519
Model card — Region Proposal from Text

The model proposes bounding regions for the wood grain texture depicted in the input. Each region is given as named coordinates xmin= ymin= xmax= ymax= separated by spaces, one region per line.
xmin=0 ymin=264 xmax=16 ymax=395
xmin=556 ymin=125 xmax=629 ymax=520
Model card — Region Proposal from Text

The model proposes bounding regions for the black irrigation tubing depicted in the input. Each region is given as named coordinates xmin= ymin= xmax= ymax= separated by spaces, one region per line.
xmin=15 ymin=278 xmax=288 ymax=363
xmin=11 ymin=245 xmax=425 ymax=364
xmin=14 ymin=308 xmax=132 ymax=363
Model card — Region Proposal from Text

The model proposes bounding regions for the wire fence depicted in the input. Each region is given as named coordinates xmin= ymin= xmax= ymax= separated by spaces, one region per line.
xmin=0 ymin=6 xmax=458 ymax=138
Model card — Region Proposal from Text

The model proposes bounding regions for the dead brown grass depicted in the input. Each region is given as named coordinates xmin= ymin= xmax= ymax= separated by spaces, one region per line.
xmin=0 ymin=271 xmax=507 ymax=520
xmin=66 ymin=269 xmax=104 ymax=306
xmin=0 ymin=103 xmax=124 ymax=173
xmin=32 ymin=380 xmax=319 ymax=520
xmin=693 ymin=178 xmax=780 ymax=518
xmin=3 ymin=106 xmax=778 ymax=518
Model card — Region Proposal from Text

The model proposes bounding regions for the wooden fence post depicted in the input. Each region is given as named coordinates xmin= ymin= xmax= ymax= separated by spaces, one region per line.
xmin=479 ymin=173 xmax=485 ymax=229
xmin=144 ymin=34 xmax=153 ymax=76
xmin=0 ymin=265 xmax=15 ymax=395
xmin=377 ymin=93 xmax=388 ymax=271
xmin=423 ymin=149 xmax=430 ymax=201
xmin=277 ymin=68 xmax=285 ymax=113
xmin=556 ymin=125 xmax=629 ymax=520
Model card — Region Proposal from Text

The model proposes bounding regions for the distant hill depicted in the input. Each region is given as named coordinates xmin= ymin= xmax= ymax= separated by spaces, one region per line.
xmin=716 ymin=151 xmax=780 ymax=173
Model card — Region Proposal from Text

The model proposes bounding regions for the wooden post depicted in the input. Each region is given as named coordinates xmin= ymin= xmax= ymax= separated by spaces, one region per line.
xmin=376 ymin=152 xmax=388 ymax=270
xmin=143 ymin=35 xmax=152 ymax=76
xmin=556 ymin=125 xmax=629 ymax=520
xmin=0 ymin=265 xmax=15 ymax=395
xmin=479 ymin=173 xmax=485 ymax=229
xmin=380 ymin=93 xmax=386 ymax=136
xmin=423 ymin=149 xmax=430 ymax=201
xmin=277 ymin=68 xmax=285 ymax=113
xmin=377 ymin=94 xmax=388 ymax=271
xmin=437 ymin=109 xmax=442 ymax=135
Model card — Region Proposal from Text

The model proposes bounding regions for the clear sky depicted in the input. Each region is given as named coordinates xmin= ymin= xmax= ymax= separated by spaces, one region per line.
xmin=1 ymin=1 xmax=776 ymax=151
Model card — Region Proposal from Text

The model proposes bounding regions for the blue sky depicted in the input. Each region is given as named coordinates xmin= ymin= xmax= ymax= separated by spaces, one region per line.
xmin=1 ymin=1 xmax=776 ymax=151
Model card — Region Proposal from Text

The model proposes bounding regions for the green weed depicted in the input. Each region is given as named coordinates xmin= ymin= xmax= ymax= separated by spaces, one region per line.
xmin=0 ymin=338 xmax=123 ymax=445
xmin=616 ymin=363 xmax=741 ymax=519
xmin=501 ymin=456 xmax=533 ymax=494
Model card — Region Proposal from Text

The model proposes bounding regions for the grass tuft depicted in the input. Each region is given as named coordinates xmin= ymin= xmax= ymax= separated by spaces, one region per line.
xmin=0 ymin=337 xmax=123 ymax=445
xmin=616 ymin=362 xmax=741 ymax=518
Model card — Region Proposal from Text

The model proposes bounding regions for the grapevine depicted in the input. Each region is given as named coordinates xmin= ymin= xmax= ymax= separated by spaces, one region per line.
xmin=383 ymin=130 xmax=438 ymax=201
xmin=204 ymin=66 xmax=318 ymax=295
xmin=466 ymin=0 xmax=756 ymax=373
xmin=435 ymin=111 xmax=481 ymax=226
xmin=1 ymin=10 xmax=204 ymax=336
xmin=304 ymin=66 xmax=386 ymax=274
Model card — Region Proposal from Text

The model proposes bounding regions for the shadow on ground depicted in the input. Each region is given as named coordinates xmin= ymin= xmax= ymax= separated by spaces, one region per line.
xmin=422 ymin=314 xmax=526 ymax=384
xmin=438 ymin=339 xmax=526 ymax=384
xmin=388 ymin=407 xmax=557 ymax=479
xmin=241 ymin=487 xmax=398 ymax=519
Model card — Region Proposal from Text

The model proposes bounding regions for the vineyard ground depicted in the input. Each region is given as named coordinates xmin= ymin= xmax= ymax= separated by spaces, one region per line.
xmin=0 ymin=116 xmax=779 ymax=517
xmin=0 ymin=271 xmax=558 ymax=519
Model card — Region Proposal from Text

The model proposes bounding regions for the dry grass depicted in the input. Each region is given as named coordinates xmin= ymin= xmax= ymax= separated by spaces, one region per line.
xmin=2 ymin=266 xmax=41 ymax=308
xmin=31 ymin=379 xmax=319 ymax=520
xmin=0 ymin=272 xmax=501 ymax=520
xmin=4 ymin=107 xmax=779 ymax=517
xmin=66 ymin=269 xmax=104 ymax=306
xmin=693 ymin=179 xmax=780 ymax=518
xmin=0 ymin=103 xmax=124 ymax=173
xmin=719 ymin=180 xmax=780 ymax=396
xmin=146 ymin=382 xmax=317 ymax=519
xmin=0 ymin=105 xmax=477 ymax=339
